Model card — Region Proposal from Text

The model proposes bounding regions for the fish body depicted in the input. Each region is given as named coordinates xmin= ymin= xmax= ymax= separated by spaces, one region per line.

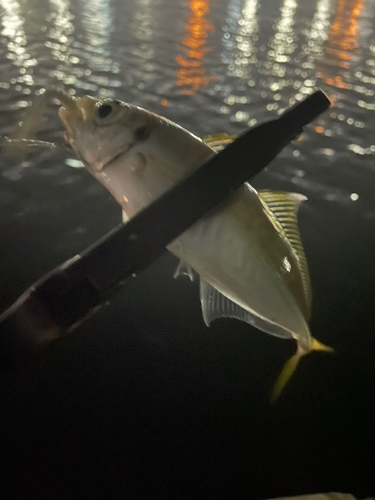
xmin=169 ymin=184 xmax=311 ymax=344
xmin=56 ymin=96 xmax=332 ymax=397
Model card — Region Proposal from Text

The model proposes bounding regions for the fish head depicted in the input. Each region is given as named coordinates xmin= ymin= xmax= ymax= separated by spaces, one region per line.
xmin=59 ymin=95 xmax=213 ymax=214
xmin=59 ymin=96 xmax=151 ymax=174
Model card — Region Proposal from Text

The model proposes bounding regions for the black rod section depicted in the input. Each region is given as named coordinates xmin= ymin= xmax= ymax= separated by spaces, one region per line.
xmin=0 ymin=90 xmax=331 ymax=372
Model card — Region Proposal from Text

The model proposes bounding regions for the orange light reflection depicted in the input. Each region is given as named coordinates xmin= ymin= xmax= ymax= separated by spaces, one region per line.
xmin=176 ymin=0 xmax=217 ymax=95
xmin=325 ymin=0 xmax=365 ymax=66
xmin=317 ymin=0 xmax=365 ymax=127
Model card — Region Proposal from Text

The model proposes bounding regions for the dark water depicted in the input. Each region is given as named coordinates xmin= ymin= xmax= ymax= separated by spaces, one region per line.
xmin=1 ymin=0 xmax=375 ymax=498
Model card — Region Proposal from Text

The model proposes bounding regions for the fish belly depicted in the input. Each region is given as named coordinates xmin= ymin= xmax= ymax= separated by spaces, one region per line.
xmin=168 ymin=189 xmax=311 ymax=344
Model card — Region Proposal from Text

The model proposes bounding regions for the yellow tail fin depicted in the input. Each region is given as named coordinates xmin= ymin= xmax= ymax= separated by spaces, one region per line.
xmin=270 ymin=337 xmax=334 ymax=403
xmin=271 ymin=351 xmax=302 ymax=403
xmin=311 ymin=338 xmax=334 ymax=353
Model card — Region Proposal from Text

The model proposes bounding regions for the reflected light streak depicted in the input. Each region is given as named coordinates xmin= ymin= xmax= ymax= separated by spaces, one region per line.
xmin=325 ymin=0 xmax=365 ymax=66
xmin=316 ymin=0 xmax=365 ymax=103
xmin=78 ymin=0 xmax=120 ymax=89
xmin=81 ymin=0 xmax=112 ymax=48
xmin=303 ymin=0 xmax=333 ymax=117
xmin=0 ymin=0 xmax=36 ymax=82
xmin=47 ymin=0 xmax=95 ymax=89
xmin=130 ymin=0 xmax=154 ymax=61
xmin=228 ymin=0 xmax=259 ymax=79
xmin=176 ymin=0 xmax=216 ymax=95
xmin=47 ymin=0 xmax=75 ymax=73
xmin=268 ymin=0 xmax=298 ymax=66
xmin=305 ymin=0 xmax=332 ymax=57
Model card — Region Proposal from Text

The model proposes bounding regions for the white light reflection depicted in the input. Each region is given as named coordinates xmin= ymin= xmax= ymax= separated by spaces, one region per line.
xmin=81 ymin=0 xmax=112 ymax=48
xmin=130 ymin=0 xmax=154 ymax=61
xmin=267 ymin=0 xmax=298 ymax=71
xmin=0 ymin=0 xmax=36 ymax=83
xmin=283 ymin=256 xmax=292 ymax=273
xmin=304 ymin=0 xmax=332 ymax=58
xmin=228 ymin=0 xmax=259 ymax=79
xmin=78 ymin=0 xmax=120 ymax=95
xmin=222 ymin=0 xmax=242 ymax=55
xmin=221 ymin=0 xmax=259 ymax=122
xmin=47 ymin=0 xmax=76 ymax=86
xmin=298 ymin=0 xmax=333 ymax=104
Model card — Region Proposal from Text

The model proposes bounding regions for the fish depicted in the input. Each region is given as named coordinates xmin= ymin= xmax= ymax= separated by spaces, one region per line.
xmin=13 ymin=93 xmax=333 ymax=399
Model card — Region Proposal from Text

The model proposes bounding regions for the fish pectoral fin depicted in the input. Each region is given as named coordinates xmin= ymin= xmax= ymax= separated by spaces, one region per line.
xmin=258 ymin=189 xmax=312 ymax=319
xmin=202 ymin=133 xmax=236 ymax=152
xmin=200 ymin=278 xmax=257 ymax=327
xmin=174 ymin=260 xmax=195 ymax=281
xmin=271 ymin=337 xmax=334 ymax=402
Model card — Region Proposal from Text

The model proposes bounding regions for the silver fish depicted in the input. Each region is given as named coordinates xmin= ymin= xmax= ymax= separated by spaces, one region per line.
xmin=14 ymin=94 xmax=334 ymax=398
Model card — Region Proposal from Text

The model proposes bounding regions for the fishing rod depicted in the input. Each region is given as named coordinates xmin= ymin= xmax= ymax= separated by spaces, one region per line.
xmin=0 ymin=89 xmax=331 ymax=373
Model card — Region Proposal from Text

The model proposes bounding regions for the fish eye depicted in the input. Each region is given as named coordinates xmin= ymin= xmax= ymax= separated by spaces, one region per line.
xmin=96 ymin=103 xmax=113 ymax=119
xmin=94 ymin=100 xmax=123 ymax=125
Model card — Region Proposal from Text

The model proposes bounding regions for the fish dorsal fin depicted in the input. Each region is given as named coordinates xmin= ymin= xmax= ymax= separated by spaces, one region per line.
xmin=258 ymin=190 xmax=312 ymax=318
xmin=199 ymin=278 xmax=292 ymax=339
xmin=174 ymin=260 xmax=195 ymax=281
xmin=202 ymin=133 xmax=236 ymax=152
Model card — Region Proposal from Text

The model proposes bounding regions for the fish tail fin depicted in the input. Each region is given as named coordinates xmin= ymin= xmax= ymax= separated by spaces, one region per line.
xmin=271 ymin=350 xmax=303 ymax=403
xmin=270 ymin=337 xmax=334 ymax=403
xmin=311 ymin=337 xmax=334 ymax=353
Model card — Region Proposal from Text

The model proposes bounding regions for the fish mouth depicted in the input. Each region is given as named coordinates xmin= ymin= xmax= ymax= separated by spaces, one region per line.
xmin=58 ymin=106 xmax=80 ymax=139
xmin=58 ymin=95 xmax=97 ymax=136
xmin=58 ymin=101 xmax=89 ymax=134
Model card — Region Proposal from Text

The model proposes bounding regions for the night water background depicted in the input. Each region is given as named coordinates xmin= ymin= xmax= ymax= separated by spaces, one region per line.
xmin=0 ymin=0 xmax=375 ymax=498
